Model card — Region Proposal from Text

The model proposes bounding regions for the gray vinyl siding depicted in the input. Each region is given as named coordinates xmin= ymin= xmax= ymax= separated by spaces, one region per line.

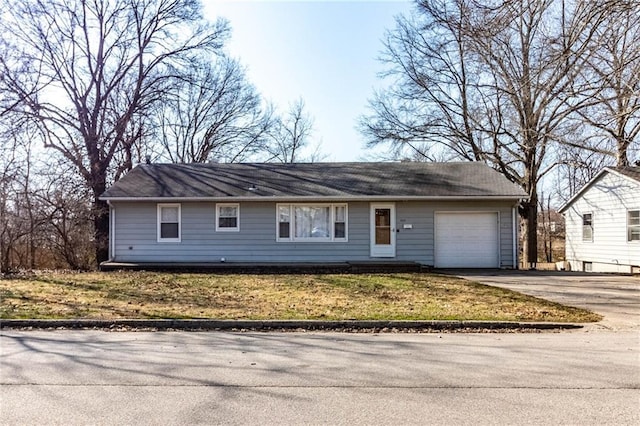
xmin=111 ymin=200 xmax=517 ymax=267
xmin=394 ymin=202 xmax=433 ymax=263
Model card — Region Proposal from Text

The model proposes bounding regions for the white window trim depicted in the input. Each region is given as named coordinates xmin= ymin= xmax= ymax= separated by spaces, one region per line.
xmin=276 ymin=203 xmax=348 ymax=242
xmin=157 ymin=203 xmax=181 ymax=243
xmin=628 ymin=210 xmax=640 ymax=243
xmin=582 ymin=212 xmax=593 ymax=243
xmin=216 ymin=203 xmax=240 ymax=232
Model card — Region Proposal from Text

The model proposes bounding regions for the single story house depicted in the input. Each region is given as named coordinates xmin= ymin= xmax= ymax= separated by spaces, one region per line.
xmin=100 ymin=162 xmax=527 ymax=269
xmin=559 ymin=166 xmax=640 ymax=273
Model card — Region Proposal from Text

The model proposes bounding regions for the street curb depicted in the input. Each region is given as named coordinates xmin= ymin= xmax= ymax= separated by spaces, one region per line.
xmin=0 ymin=319 xmax=583 ymax=331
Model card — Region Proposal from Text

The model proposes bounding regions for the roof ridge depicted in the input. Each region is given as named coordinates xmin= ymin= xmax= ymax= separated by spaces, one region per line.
xmin=142 ymin=161 xmax=486 ymax=166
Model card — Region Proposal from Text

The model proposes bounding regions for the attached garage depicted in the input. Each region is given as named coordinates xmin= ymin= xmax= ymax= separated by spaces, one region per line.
xmin=434 ymin=212 xmax=500 ymax=268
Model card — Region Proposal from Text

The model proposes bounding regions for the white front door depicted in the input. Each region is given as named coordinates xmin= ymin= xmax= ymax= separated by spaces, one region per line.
xmin=370 ymin=203 xmax=396 ymax=257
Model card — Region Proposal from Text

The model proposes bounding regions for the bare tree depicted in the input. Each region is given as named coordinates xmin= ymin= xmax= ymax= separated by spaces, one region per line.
xmin=362 ymin=0 xmax=615 ymax=264
xmin=0 ymin=117 xmax=96 ymax=272
xmin=537 ymin=191 xmax=565 ymax=263
xmin=0 ymin=0 xmax=229 ymax=265
xmin=0 ymin=122 xmax=45 ymax=271
xmin=158 ymin=57 xmax=273 ymax=164
xmin=554 ymin=141 xmax=613 ymax=204
xmin=0 ymin=128 xmax=23 ymax=272
xmin=37 ymin=163 xmax=95 ymax=270
xmin=267 ymin=99 xmax=321 ymax=163
xmin=360 ymin=0 xmax=482 ymax=162
xmin=468 ymin=0 xmax=614 ymax=264
xmin=574 ymin=2 xmax=640 ymax=167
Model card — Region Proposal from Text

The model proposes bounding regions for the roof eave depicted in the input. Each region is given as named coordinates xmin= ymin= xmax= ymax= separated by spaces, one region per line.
xmin=100 ymin=194 xmax=527 ymax=202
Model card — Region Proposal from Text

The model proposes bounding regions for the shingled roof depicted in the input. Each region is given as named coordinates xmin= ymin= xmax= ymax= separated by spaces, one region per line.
xmin=613 ymin=166 xmax=640 ymax=182
xmin=100 ymin=162 xmax=526 ymax=200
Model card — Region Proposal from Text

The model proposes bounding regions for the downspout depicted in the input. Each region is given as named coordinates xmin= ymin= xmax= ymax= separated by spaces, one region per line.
xmin=512 ymin=203 xmax=518 ymax=270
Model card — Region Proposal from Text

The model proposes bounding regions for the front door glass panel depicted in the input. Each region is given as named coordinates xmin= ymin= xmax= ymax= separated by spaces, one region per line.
xmin=375 ymin=208 xmax=391 ymax=244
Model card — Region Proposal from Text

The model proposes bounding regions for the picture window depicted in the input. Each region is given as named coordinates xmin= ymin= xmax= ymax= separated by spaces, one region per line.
xmin=277 ymin=204 xmax=348 ymax=242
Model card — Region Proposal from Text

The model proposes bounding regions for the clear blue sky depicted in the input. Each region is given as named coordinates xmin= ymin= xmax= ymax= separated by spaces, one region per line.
xmin=204 ymin=0 xmax=413 ymax=161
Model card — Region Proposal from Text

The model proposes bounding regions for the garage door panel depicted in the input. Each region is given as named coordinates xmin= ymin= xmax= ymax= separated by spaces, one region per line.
xmin=435 ymin=213 xmax=499 ymax=268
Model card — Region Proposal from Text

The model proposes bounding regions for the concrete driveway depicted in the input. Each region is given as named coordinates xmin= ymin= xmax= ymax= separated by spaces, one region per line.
xmin=454 ymin=270 xmax=640 ymax=331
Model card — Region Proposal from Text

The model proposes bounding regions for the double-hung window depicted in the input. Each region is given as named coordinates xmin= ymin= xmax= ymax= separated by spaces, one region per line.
xmin=278 ymin=205 xmax=291 ymax=239
xmin=216 ymin=203 xmax=239 ymax=232
xmin=582 ymin=213 xmax=593 ymax=242
xmin=628 ymin=210 xmax=640 ymax=242
xmin=158 ymin=204 xmax=181 ymax=242
xmin=334 ymin=205 xmax=346 ymax=239
xmin=277 ymin=204 xmax=348 ymax=242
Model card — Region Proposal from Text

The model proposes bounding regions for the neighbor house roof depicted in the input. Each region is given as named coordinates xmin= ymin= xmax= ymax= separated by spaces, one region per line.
xmin=614 ymin=165 xmax=640 ymax=182
xmin=558 ymin=166 xmax=640 ymax=213
xmin=100 ymin=162 xmax=527 ymax=201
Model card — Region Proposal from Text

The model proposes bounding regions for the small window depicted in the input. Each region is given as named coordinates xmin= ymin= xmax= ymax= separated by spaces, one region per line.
xmin=628 ymin=210 xmax=640 ymax=242
xmin=158 ymin=204 xmax=181 ymax=242
xmin=583 ymin=261 xmax=592 ymax=272
xmin=216 ymin=204 xmax=239 ymax=232
xmin=278 ymin=205 xmax=290 ymax=239
xmin=334 ymin=205 xmax=346 ymax=239
xmin=582 ymin=213 xmax=593 ymax=242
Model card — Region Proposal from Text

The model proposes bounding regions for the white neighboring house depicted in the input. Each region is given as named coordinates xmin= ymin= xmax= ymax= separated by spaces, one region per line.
xmin=559 ymin=166 xmax=640 ymax=273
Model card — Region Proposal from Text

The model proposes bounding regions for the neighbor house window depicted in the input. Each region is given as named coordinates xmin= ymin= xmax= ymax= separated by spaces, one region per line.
xmin=277 ymin=204 xmax=348 ymax=242
xmin=582 ymin=213 xmax=593 ymax=242
xmin=628 ymin=210 xmax=640 ymax=242
xmin=158 ymin=203 xmax=181 ymax=242
xmin=216 ymin=203 xmax=239 ymax=232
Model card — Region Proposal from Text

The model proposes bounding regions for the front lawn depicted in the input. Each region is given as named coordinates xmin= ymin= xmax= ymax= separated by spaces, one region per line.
xmin=0 ymin=271 xmax=601 ymax=322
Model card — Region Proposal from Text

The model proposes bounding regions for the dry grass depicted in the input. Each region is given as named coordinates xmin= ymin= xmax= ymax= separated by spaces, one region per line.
xmin=0 ymin=271 xmax=601 ymax=322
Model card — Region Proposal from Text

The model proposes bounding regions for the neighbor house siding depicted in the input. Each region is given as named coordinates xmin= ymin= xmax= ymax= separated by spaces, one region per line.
xmin=111 ymin=200 xmax=518 ymax=267
xmin=564 ymin=172 xmax=640 ymax=273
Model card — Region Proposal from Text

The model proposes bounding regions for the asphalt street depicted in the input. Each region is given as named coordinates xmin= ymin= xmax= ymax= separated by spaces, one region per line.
xmin=1 ymin=329 xmax=638 ymax=425
xmin=1 ymin=271 xmax=639 ymax=425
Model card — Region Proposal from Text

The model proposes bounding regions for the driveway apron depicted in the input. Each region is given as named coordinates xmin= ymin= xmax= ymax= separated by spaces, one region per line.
xmin=452 ymin=270 xmax=640 ymax=331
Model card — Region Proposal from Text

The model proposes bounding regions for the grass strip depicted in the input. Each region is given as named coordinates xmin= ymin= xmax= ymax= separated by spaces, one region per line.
xmin=0 ymin=271 xmax=601 ymax=322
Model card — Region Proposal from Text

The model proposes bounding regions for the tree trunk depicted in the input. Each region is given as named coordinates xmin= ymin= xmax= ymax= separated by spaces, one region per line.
xmin=0 ymin=236 xmax=5 ymax=274
xmin=520 ymin=196 xmax=538 ymax=267
xmin=617 ymin=139 xmax=629 ymax=167
xmin=93 ymin=196 xmax=109 ymax=266
xmin=91 ymin=172 xmax=109 ymax=266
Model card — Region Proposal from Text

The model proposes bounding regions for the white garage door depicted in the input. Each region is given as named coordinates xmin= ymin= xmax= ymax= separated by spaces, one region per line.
xmin=435 ymin=212 xmax=499 ymax=268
